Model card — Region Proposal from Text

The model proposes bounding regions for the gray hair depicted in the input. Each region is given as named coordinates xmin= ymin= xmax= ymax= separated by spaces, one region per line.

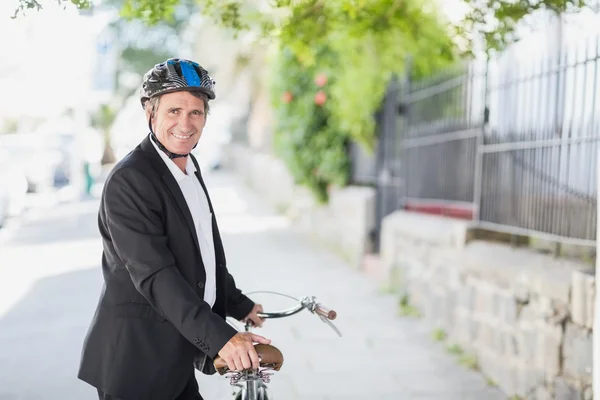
xmin=145 ymin=91 xmax=210 ymax=119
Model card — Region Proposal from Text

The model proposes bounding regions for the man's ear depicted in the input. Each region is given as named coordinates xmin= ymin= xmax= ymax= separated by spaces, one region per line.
xmin=145 ymin=107 xmax=154 ymax=132
xmin=145 ymin=107 xmax=152 ymax=123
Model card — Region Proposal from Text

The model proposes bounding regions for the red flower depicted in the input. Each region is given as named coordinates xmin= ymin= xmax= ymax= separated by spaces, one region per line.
xmin=314 ymin=73 xmax=328 ymax=87
xmin=281 ymin=91 xmax=293 ymax=104
xmin=314 ymin=91 xmax=327 ymax=106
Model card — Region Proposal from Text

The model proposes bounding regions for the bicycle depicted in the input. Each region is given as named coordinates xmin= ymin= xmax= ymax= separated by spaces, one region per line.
xmin=213 ymin=292 xmax=342 ymax=400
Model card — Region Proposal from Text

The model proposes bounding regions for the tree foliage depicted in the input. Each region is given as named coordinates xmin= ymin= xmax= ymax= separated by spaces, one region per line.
xmin=460 ymin=0 xmax=594 ymax=52
xmin=268 ymin=0 xmax=456 ymax=201
xmin=13 ymin=0 xmax=595 ymax=52
xmin=270 ymin=45 xmax=349 ymax=202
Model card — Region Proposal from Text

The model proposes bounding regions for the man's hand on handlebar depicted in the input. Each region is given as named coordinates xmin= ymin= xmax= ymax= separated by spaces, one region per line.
xmin=242 ymin=303 xmax=265 ymax=327
xmin=217 ymin=332 xmax=271 ymax=371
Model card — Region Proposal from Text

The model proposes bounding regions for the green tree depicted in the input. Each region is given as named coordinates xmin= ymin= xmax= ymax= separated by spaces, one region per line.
xmin=269 ymin=0 xmax=457 ymax=201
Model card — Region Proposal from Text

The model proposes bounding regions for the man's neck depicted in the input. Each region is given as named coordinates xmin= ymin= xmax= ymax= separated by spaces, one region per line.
xmin=173 ymin=157 xmax=188 ymax=174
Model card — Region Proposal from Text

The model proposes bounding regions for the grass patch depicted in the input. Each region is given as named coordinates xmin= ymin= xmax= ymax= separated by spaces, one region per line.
xmin=379 ymin=283 xmax=396 ymax=295
xmin=398 ymin=294 xmax=421 ymax=317
xmin=445 ymin=343 xmax=464 ymax=355
xmin=458 ymin=353 xmax=478 ymax=371
xmin=444 ymin=343 xmax=478 ymax=371
xmin=432 ymin=328 xmax=447 ymax=342
xmin=486 ymin=377 xmax=497 ymax=387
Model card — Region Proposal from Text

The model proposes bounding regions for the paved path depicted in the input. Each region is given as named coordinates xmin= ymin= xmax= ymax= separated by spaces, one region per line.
xmin=0 ymin=171 xmax=506 ymax=399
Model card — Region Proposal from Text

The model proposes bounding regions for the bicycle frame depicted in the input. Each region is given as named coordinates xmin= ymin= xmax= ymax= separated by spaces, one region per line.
xmin=237 ymin=304 xmax=303 ymax=400
xmin=224 ymin=295 xmax=340 ymax=400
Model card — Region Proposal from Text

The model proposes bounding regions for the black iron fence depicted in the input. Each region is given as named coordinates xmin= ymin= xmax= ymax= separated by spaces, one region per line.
xmin=354 ymin=30 xmax=600 ymax=248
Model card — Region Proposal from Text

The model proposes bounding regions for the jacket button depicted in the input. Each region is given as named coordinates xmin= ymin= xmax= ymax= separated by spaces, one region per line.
xmin=197 ymin=282 xmax=204 ymax=289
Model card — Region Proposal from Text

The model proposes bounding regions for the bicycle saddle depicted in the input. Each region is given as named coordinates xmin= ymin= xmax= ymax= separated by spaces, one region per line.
xmin=213 ymin=344 xmax=284 ymax=375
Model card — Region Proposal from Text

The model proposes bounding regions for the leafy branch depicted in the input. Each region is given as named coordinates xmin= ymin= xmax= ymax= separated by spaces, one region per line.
xmin=12 ymin=0 xmax=90 ymax=18
xmin=460 ymin=0 xmax=596 ymax=52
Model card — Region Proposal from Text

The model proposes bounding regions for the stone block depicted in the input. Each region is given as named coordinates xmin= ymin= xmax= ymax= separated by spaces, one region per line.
xmin=516 ymin=327 xmax=538 ymax=362
xmin=454 ymin=310 xmax=479 ymax=345
xmin=477 ymin=347 xmax=517 ymax=395
xmin=457 ymin=285 xmax=473 ymax=310
xmin=505 ymin=332 xmax=519 ymax=358
xmin=493 ymin=291 xmax=518 ymax=324
xmin=554 ymin=377 xmax=583 ymax=400
xmin=492 ymin=327 xmax=508 ymax=355
xmin=380 ymin=229 xmax=398 ymax=275
xmin=513 ymin=361 xmax=545 ymax=398
xmin=442 ymin=289 xmax=458 ymax=328
xmin=532 ymin=385 xmax=553 ymax=400
xmin=571 ymin=269 xmax=595 ymax=330
xmin=477 ymin=321 xmax=498 ymax=350
xmin=536 ymin=324 xmax=563 ymax=379
xmin=531 ymin=269 xmax=572 ymax=306
xmin=562 ymin=323 xmax=593 ymax=385
xmin=518 ymin=302 xmax=540 ymax=330
xmin=475 ymin=285 xmax=491 ymax=314
xmin=378 ymin=210 xmax=470 ymax=248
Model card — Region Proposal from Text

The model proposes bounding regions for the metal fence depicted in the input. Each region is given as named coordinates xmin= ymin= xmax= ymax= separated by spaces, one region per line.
xmin=361 ymin=29 xmax=600 ymax=247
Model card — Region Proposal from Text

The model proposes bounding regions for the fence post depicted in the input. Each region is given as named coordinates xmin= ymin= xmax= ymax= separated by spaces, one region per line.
xmin=472 ymin=57 xmax=490 ymax=222
xmin=594 ymin=147 xmax=600 ymax=395
xmin=399 ymin=55 xmax=412 ymax=206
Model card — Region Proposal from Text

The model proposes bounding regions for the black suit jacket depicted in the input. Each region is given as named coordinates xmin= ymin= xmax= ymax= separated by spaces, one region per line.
xmin=77 ymin=136 xmax=254 ymax=399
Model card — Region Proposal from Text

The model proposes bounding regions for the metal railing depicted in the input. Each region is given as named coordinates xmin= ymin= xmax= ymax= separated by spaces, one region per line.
xmin=364 ymin=25 xmax=600 ymax=246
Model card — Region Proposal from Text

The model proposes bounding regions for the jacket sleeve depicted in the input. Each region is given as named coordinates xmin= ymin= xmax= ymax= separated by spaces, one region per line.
xmin=103 ymin=167 xmax=236 ymax=359
xmin=225 ymin=271 xmax=255 ymax=320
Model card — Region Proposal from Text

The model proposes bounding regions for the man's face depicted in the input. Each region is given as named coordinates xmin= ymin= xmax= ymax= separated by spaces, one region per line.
xmin=147 ymin=91 xmax=207 ymax=155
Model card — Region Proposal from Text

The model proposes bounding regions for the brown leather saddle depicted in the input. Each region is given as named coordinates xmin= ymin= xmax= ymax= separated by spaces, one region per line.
xmin=213 ymin=344 xmax=284 ymax=375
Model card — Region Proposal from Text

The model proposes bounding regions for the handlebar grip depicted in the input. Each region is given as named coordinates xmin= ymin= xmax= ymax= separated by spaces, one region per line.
xmin=315 ymin=304 xmax=337 ymax=320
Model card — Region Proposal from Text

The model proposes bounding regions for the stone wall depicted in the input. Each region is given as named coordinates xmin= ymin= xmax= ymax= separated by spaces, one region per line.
xmin=380 ymin=210 xmax=594 ymax=400
xmin=223 ymin=143 xmax=376 ymax=269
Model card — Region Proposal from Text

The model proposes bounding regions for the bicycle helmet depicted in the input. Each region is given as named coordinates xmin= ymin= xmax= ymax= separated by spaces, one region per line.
xmin=140 ymin=58 xmax=216 ymax=108
xmin=141 ymin=58 xmax=216 ymax=159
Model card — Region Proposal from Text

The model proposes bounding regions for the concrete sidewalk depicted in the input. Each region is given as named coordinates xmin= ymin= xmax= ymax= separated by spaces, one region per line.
xmin=196 ymin=171 xmax=506 ymax=400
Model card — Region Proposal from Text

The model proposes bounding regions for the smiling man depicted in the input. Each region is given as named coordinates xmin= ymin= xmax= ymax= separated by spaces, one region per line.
xmin=78 ymin=58 xmax=270 ymax=400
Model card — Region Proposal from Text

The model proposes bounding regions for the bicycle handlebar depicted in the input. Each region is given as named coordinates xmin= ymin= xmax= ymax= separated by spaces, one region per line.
xmin=243 ymin=295 xmax=341 ymax=336
xmin=314 ymin=304 xmax=336 ymax=320
xmin=255 ymin=296 xmax=336 ymax=320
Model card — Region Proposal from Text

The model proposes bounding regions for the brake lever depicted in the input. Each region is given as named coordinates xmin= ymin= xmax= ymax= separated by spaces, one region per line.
xmin=318 ymin=314 xmax=343 ymax=337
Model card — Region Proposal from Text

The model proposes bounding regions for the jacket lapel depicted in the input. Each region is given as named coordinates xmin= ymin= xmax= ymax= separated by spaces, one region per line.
xmin=140 ymin=136 xmax=201 ymax=257
xmin=189 ymin=154 xmax=226 ymax=265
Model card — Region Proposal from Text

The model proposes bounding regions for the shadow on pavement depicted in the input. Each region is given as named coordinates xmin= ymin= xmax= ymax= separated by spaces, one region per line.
xmin=0 ymin=266 xmax=103 ymax=400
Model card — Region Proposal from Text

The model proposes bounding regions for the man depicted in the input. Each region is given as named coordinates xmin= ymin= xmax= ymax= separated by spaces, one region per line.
xmin=78 ymin=58 xmax=270 ymax=400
